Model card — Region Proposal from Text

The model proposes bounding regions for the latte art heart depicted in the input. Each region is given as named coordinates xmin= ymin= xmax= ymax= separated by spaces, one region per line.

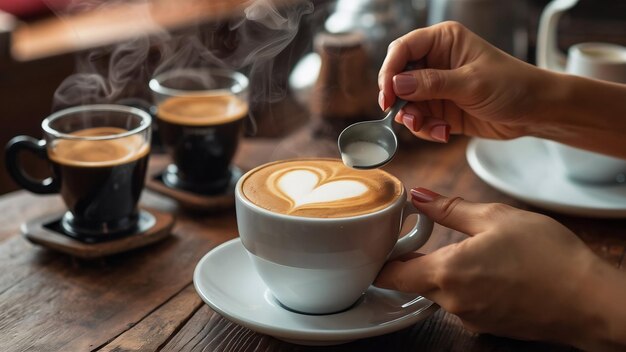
xmin=277 ymin=169 xmax=368 ymax=208
xmin=242 ymin=159 xmax=403 ymax=218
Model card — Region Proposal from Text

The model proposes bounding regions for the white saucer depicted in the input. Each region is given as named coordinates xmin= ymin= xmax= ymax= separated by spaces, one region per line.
xmin=467 ymin=137 xmax=626 ymax=218
xmin=193 ymin=239 xmax=438 ymax=346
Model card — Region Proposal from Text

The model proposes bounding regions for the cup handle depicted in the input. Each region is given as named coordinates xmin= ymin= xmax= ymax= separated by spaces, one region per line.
xmin=388 ymin=200 xmax=434 ymax=261
xmin=5 ymin=136 xmax=59 ymax=194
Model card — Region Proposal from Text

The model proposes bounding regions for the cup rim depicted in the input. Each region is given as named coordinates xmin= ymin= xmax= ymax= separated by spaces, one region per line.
xmin=569 ymin=42 xmax=626 ymax=64
xmin=149 ymin=67 xmax=249 ymax=97
xmin=42 ymin=104 xmax=152 ymax=141
xmin=235 ymin=158 xmax=407 ymax=222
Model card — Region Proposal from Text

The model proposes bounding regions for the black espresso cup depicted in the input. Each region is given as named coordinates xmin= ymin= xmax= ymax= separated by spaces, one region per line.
xmin=5 ymin=105 xmax=152 ymax=239
xmin=149 ymin=68 xmax=249 ymax=195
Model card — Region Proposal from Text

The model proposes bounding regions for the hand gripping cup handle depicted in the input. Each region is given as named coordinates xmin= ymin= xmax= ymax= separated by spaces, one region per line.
xmin=388 ymin=200 xmax=434 ymax=261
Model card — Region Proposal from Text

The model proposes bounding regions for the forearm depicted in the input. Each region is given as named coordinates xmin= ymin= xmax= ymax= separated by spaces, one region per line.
xmin=531 ymin=71 xmax=626 ymax=159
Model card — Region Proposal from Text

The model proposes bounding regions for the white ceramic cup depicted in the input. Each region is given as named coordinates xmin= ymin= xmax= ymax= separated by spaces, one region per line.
xmin=546 ymin=42 xmax=626 ymax=184
xmin=566 ymin=43 xmax=626 ymax=81
xmin=235 ymin=169 xmax=434 ymax=314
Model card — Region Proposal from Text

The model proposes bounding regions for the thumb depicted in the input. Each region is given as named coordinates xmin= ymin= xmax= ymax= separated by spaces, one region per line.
xmin=409 ymin=187 xmax=496 ymax=236
xmin=393 ymin=68 xmax=465 ymax=101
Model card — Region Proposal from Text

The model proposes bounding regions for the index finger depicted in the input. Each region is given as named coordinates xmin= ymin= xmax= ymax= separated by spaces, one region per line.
xmin=378 ymin=26 xmax=439 ymax=101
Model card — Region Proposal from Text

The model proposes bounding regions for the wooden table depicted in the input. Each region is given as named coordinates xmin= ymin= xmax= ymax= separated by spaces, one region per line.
xmin=1 ymin=131 xmax=624 ymax=352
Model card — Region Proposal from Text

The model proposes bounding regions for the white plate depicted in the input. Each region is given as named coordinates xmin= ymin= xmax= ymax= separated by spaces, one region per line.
xmin=193 ymin=238 xmax=438 ymax=346
xmin=466 ymin=137 xmax=626 ymax=218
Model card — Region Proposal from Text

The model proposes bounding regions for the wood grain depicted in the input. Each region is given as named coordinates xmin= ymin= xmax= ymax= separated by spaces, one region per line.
xmin=0 ymin=163 xmax=237 ymax=350
xmin=0 ymin=193 xmax=63 ymax=243
xmin=0 ymin=135 xmax=623 ymax=351
xmin=159 ymin=305 xmax=574 ymax=352
xmin=98 ymin=284 xmax=204 ymax=352
xmin=22 ymin=207 xmax=174 ymax=259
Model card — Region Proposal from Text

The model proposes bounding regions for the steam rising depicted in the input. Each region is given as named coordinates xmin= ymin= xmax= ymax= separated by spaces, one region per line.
xmin=54 ymin=38 xmax=150 ymax=107
xmin=53 ymin=0 xmax=314 ymax=112
xmin=245 ymin=1 xmax=289 ymax=30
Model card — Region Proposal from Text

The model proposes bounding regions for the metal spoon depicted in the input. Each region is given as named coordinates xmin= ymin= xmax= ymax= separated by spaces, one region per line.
xmin=338 ymin=97 xmax=407 ymax=169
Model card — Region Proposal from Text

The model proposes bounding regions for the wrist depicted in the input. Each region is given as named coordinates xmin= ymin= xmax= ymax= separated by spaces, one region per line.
xmin=528 ymin=70 xmax=626 ymax=158
xmin=525 ymin=69 xmax=574 ymax=140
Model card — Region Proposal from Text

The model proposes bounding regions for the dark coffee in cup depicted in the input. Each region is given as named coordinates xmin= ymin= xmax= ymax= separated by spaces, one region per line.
xmin=156 ymin=94 xmax=248 ymax=194
xmin=48 ymin=127 xmax=150 ymax=236
xmin=5 ymin=105 xmax=152 ymax=241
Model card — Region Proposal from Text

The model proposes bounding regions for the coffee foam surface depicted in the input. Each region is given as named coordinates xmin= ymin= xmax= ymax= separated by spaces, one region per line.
xmin=242 ymin=159 xmax=403 ymax=218
xmin=49 ymin=127 xmax=149 ymax=167
xmin=157 ymin=94 xmax=248 ymax=126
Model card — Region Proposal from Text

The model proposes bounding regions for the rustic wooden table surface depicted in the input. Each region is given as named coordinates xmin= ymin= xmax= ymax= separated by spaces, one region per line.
xmin=1 ymin=130 xmax=624 ymax=352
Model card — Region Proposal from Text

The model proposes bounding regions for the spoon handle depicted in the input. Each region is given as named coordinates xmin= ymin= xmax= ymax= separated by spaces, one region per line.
xmin=382 ymin=62 xmax=420 ymax=128
xmin=383 ymin=98 xmax=408 ymax=128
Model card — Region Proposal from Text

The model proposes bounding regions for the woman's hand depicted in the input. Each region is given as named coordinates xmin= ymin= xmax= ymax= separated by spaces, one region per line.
xmin=378 ymin=21 xmax=555 ymax=143
xmin=375 ymin=188 xmax=626 ymax=350
xmin=378 ymin=21 xmax=626 ymax=158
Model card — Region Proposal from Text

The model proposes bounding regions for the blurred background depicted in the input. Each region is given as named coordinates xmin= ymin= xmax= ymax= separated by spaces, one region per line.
xmin=0 ymin=0 xmax=625 ymax=195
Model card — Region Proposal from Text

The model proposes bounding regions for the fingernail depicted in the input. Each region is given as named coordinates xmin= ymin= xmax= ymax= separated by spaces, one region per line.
xmin=430 ymin=124 xmax=450 ymax=143
xmin=378 ymin=91 xmax=388 ymax=111
xmin=393 ymin=73 xmax=417 ymax=95
xmin=411 ymin=187 xmax=440 ymax=203
xmin=402 ymin=113 xmax=416 ymax=131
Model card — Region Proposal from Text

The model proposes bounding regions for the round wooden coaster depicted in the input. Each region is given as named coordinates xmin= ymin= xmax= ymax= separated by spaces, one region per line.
xmin=146 ymin=166 xmax=242 ymax=212
xmin=22 ymin=207 xmax=175 ymax=259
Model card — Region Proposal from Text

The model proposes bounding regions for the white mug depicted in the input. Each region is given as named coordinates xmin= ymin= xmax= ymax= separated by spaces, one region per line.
xmin=566 ymin=43 xmax=626 ymax=81
xmin=235 ymin=169 xmax=434 ymax=314
xmin=537 ymin=0 xmax=626 ymax=184
xmin=544 ymin=140 xmax=626 ymax=184
xmin=546 ymin=43 xmax=626 ymax=184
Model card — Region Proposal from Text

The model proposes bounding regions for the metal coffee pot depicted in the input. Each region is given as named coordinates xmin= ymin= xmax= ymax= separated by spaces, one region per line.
xmin=290 ymin=0 xmax=422 ymax=133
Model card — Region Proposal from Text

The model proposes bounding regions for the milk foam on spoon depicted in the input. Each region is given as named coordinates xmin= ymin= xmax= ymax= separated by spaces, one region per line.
xmin=341 ymin=141 xmax=390 ymax=168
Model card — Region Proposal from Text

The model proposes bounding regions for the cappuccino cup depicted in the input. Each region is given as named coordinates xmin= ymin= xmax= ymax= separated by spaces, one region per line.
xmin=235 ymin=158 xmax=434 ymax=314
xmin=5 ymin=105 xmax=152 ymax=240
xmin=546 ymin=43 xmax=626 ymax=184
xmin=149 ymin=68 xmax=249 ymax=194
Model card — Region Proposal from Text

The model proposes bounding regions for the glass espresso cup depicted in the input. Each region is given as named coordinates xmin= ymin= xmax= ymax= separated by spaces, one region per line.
xmin=5 ymin=105 xmax=152 ymax=240
xmin=149 ymin=68 xmax=249 ymax=195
